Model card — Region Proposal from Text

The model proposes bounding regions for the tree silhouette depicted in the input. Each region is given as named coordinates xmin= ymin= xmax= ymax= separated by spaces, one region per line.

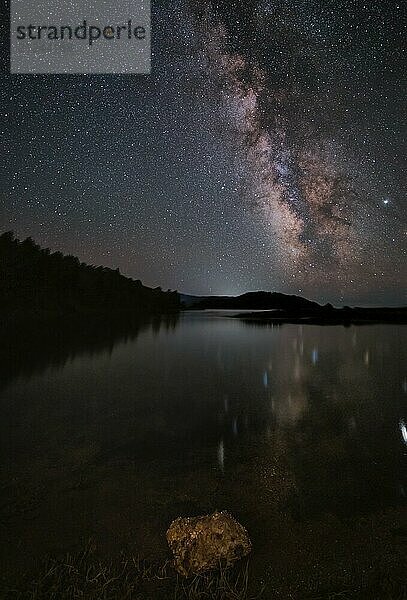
xmin=0 ymin=232 xmax=180 ymax=315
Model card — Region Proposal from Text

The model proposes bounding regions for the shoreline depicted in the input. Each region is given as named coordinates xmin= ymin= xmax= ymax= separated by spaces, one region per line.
xmin=229 ymin=307 xmax=407 ymax=325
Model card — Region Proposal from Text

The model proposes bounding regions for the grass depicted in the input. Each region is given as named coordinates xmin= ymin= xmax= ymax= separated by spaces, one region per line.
xmin=174 ymin=560 xmax=265 ymax=599
xmin=2 ymin=543 xmax=405 ymax=599
xmin=1 ymin=543 xmax=264 ymax=600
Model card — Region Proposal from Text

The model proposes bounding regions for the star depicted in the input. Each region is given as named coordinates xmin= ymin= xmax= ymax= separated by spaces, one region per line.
xmin=1 ymin=0 xmax=405 ymax=304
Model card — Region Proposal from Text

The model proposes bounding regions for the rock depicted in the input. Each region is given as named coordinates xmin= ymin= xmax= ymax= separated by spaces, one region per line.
xmin=166 ymin=510 xmax=252 ymax=577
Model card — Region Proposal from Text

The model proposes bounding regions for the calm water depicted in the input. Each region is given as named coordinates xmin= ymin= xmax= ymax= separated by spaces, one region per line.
xmin=1 ymin=312 xmax=406 ymax=595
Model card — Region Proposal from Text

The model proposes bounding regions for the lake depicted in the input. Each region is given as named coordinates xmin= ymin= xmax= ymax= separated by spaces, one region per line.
xmin=1 ymin=311 xmax=406 ymax=597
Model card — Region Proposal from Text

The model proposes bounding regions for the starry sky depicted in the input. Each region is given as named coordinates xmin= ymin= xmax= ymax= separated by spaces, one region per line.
xmin=2 ymin=0 xmax=406 ymax=304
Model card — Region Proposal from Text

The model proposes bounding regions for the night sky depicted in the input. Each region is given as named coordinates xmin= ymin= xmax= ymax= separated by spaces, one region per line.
xmin=2 ymin=0 xmax=406 ymax=304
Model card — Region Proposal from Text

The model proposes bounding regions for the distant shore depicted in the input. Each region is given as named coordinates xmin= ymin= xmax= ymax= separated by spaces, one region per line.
xmin=230 ymin=306 xmax=407 ymax=325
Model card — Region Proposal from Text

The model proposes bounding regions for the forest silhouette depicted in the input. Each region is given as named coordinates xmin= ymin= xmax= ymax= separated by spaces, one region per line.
xmin=0 ymin=231 xmax=180 ymax=315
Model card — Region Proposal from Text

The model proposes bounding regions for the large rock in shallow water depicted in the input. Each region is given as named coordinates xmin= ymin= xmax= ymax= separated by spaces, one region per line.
xmin=166 ymin=510 xmax=252 ymax=576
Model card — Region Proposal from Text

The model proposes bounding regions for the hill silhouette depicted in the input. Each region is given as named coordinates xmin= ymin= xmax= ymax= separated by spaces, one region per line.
xmin=181 ymin=292 xmax=407 ymax=324
xmin=0 ymin=232 xmax=180 ymax=315
xmin=181 ymin=291 xmax=323 ymax=311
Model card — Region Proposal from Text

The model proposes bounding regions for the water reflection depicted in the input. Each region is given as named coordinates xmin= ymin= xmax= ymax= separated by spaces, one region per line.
xmin=0 ymin=313 xmax=179 ymax=390
xmin=217 ymin=439 xmax=225 ymax=472
xmin=0 ymin=313 xmax=405 ymax=593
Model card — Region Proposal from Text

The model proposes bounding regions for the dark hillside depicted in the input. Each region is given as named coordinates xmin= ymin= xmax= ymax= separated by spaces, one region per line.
xmin=187 ymin=291 xmax=322 ymax=311
xmin=0 ymin=232 xmax=180 ymax=315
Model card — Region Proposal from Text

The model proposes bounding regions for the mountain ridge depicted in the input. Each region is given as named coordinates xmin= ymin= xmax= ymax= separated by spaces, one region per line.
xmin=180 ymin=291 xmax=324 ymax=311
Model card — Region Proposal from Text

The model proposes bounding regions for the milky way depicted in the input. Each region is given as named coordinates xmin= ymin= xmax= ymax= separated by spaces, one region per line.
xmin=187 ymin=0 xmax=406 ymax=298
xmin=2 ymin=0 xmax=406 ymax=303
